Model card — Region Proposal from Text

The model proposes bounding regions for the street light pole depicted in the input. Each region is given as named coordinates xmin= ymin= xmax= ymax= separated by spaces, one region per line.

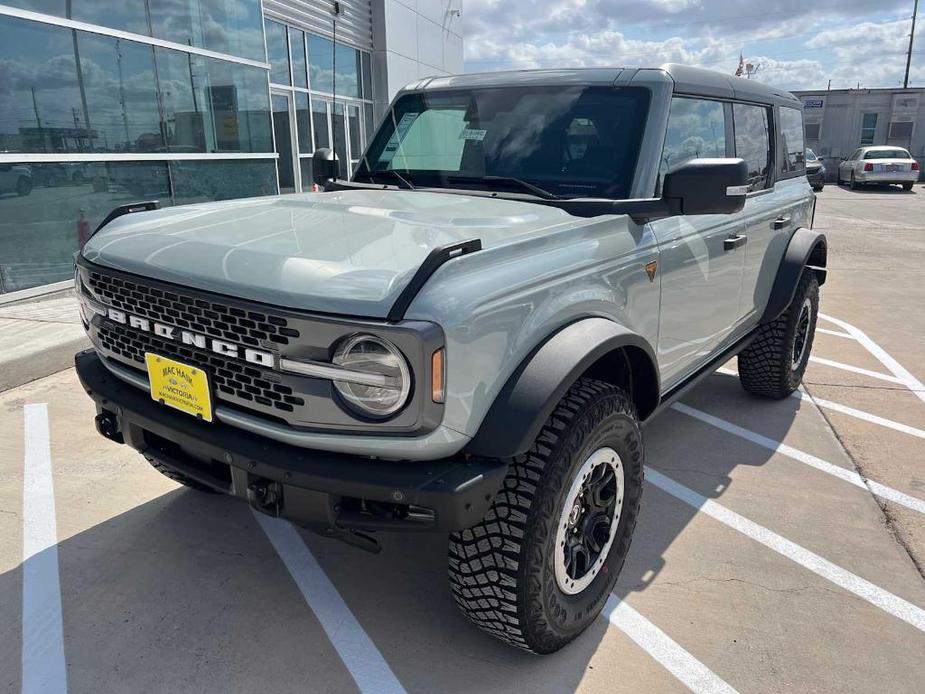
xmin=905 ymin=0 xmax=919 ymax=88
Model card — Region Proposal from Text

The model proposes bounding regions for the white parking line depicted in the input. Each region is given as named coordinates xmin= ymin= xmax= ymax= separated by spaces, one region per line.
xmin=820 ymin=313 xmax=925 ymax=405
xmin=671 ymin=402 xmax=925 ymax=516
xmin=604 ymin=596 xmax=739 ymax=694
xmin=792 ymin=390 xmax=925 ymax=441
xmin=816 ymin=328 xmax=854 ymax=339
xmin=645 ymin=468 xmax=925 ymax=633
xmin=809 ymin=356 xmax=904 ymax=384
xmin=21 ymin=403 xmax=68 ymax=694
xmin=253 ymin=512 xmax=407 ymax=694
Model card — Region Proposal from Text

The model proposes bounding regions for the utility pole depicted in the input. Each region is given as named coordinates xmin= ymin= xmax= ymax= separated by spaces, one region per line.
xmin=905 ymin=0 xmax=919 ymax=88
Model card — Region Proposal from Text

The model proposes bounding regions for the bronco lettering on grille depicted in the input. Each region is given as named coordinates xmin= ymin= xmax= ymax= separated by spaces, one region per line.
xmin=106 ymin=308 xmax=275 ymax=367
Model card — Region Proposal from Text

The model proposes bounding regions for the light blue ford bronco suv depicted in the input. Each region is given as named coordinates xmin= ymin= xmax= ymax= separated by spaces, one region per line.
xmin=74 ymin=65 xmax=825 ymax=653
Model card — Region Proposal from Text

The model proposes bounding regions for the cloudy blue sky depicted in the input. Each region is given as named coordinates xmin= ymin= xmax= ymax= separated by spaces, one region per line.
xmin=461 ymin=0 xmax=924 ymax=90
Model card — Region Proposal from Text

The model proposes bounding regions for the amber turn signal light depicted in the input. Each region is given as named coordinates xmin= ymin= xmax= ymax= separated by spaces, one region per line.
xmin=432 ymin=348 xmax=445 ymax=403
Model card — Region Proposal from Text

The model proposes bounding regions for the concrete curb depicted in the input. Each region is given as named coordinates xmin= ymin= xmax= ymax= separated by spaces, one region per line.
xmin=0 ymin=335 xmax=90 ymax=392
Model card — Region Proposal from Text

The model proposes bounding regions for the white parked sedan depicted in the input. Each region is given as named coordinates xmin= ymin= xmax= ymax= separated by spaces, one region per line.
xmin=838 ymin=146 xmax=920 ymax=190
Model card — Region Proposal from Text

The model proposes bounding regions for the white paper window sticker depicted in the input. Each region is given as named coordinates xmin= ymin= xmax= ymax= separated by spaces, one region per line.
xmin=379 ymin=112 xmax=420 ymax=163
xmin=459 ymin=128 xmax=487 ymax=141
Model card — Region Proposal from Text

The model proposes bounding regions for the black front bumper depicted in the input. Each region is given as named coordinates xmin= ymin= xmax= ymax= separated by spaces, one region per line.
xmin=76 ymin=350 xmax=506 ymax=536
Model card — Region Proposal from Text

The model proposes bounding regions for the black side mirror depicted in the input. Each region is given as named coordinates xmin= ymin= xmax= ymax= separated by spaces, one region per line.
xmin=662 ymin=158 xmax=748 ymax=215
xmin=312 ymin=148 xmax=337 ymax=188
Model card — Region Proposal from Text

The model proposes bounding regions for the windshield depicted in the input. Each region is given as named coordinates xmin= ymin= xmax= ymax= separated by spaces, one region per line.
xmin=805 ymin=148 xmax=818 ymax=161
xmin=355 ymin=86 xmax=651 ymax=200
xmin=864 ymin=149 xmax=911 ymax=160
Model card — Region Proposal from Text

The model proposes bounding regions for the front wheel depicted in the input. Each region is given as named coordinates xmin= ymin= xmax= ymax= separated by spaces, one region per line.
xmin=738 ymin=271 xmax=819 ymax=399
xmin=448 ymin=378 xmax=644 ymax=654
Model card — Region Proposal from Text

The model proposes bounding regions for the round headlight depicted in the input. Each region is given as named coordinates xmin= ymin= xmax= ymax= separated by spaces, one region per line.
xmin=332 ymin=335 xmax=411 ymax=418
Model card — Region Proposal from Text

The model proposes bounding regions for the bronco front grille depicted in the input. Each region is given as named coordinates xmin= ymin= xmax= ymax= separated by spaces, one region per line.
xmin=87 ymin=271 xmax=300 ymax=348
xmin=97 ymin=325 xmax=305 ymax=414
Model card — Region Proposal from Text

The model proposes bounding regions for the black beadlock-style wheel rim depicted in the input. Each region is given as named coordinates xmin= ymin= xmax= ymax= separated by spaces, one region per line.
xmin=792 ymin=297 xmax=813 ymax=371
xmin=554 ymin=447 xmax=624 ymax=595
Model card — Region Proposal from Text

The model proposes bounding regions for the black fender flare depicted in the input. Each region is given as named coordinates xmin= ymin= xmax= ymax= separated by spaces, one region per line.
xmin=465 ymin=318 xmax=659 ymax=458
xmin=760 ymin=227 xmax=827 ymax=324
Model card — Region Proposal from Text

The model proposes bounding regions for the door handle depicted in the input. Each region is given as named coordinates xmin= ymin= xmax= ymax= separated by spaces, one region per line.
xmin=723 ymin=235 xmax=747 ymax=251
xmin=772 ymin=216 xmax=791 ymax=229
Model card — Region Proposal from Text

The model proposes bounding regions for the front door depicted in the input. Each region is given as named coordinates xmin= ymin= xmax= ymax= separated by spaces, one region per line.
xmin=271 ymin=91 xmax=298 ymax=193
xmin=653 ymin=96 xmax=746 ymax=388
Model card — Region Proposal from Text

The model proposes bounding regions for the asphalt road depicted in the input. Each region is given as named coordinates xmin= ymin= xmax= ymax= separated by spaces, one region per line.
xmin=2 ymin=182 xmax=925 ymax=693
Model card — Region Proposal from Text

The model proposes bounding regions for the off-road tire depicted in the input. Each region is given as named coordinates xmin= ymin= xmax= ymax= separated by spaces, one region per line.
xmin=903 ymin=181 xmax=914 ymax=191
xmin=448 ymin=378 xmax=644 ymax=654
xmin=738 ymin=271 xmax=819 ymax=399
xmin=143 ymin=453 xmax=220 ymax=493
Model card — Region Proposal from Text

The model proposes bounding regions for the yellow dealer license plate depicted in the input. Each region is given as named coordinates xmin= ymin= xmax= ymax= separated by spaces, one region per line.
xmin=144 ymin=353 xmax=213 ymax=422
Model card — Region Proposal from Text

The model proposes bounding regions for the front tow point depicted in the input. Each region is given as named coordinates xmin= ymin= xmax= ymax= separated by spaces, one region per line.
xmin=248 ymin=479 xmax=283 ymax=517
xmin=94 ymin=412 xmax=124 ymax=444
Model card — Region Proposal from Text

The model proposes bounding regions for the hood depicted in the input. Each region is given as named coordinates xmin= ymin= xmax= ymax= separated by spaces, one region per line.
xmin=81 ymin=189 xmax=579 ymax=318
xmin=806 ymin=161 xmax=824 ymax=171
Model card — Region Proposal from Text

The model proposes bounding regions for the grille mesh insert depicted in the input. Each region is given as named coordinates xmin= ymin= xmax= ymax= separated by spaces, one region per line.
xmin=97 ymin=325 xmax=305 ymax=414
xmin=88 ymin=271 xmax=299 ymax=347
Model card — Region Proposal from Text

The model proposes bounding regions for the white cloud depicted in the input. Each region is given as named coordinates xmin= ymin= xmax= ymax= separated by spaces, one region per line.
xmin=462 ymin=1 xmax=918 ymax=90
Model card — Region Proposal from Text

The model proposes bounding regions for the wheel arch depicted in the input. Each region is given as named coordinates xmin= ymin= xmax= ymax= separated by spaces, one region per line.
xmin=464 ymin=317 xmax=659 ymax=458
xmin=760 ymin=227 xmax=827 ymax=325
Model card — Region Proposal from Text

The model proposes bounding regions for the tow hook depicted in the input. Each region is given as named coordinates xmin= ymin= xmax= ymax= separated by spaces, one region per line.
xmin=94 ymin=412 xmax=124 ymax=444
xmin=248 ymin=479 xmax=283 ymax=517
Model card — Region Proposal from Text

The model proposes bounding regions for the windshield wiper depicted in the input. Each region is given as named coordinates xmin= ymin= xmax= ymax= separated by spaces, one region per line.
xmin=356 ymin=169 xmax=415 ymax=190
xmin=449 ymin=175 xmax=559 ymax=200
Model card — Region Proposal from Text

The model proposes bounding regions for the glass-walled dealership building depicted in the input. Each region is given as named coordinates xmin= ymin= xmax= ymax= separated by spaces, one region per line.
xmin=0 ymin=0 xmax=463 ymax=293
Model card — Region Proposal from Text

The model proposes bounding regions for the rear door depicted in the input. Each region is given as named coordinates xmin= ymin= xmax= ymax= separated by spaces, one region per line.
xmin=650 ymin=96 xmax=747 ymax=388
xmin=736 ymin=103 xmax=810 ymax=324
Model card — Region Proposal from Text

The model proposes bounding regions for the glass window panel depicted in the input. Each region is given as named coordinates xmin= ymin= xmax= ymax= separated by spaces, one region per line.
xmin=76 ymin=33 xmax=163 ymax=153
xmin=332 ymin=102 xmax=348 ymax=178
xmin=272 ymin=93 xmax=296 ymax=193
xmin=300 ymin=158 xmax=315 ymax=191
xmin=308 ymin=34 xmax=334 ymax=93
xmin=0 ymin=16 xmax=85 ymax=154
xmin=364 ymin=103 xmax=375 ymax=140
xmin=733 ymin=103 xmax=771 ymax=191
xmin=860 ymin=112 xmax=878 ymax=145
xmin=335 ymin=43 xmax=361 ymax=98
xmin=71 ymin=1 xmax=149 ymax=36
xmin=2 ymin=1 xmax=66 ymax=16
xmin=148 ymin=0 xmax=266 ymax=62
xmin=0 ymin=161 xmax=171 ymax=293
xmin=312 ymin=99 xmax=330 ymax=149
xmin=169 ymin=160 xmax=277 ymax=204
xmin=779 ymin=106 xmax=805 ymax=173
xmin=362 ymin=52 xmax=372 ymax=100
xmin=295 ymin=92 xmax=312 ymax=152
xmin=290 ymin=29 xmax=308 ymax=89
xmin=265 ymin=20 xmax=290 ymax=86
xmin=348 ymin=104 xmax=361 ymax=156
xmin=201 ymin=59 xmax=273 ymax=152
xmin=661 ymin=97 xmax=726 ymax=177
xmin=155 ymin=47 xmax=272 ymax=153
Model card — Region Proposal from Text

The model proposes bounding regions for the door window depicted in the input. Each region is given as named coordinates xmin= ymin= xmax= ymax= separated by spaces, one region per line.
xmin=733 ymin=103 xmax=771 ymax=191
xmin=659 ymin=97 xmax=727 ymax=188
xmin=779 ymin=106 xmax=805 ymax=174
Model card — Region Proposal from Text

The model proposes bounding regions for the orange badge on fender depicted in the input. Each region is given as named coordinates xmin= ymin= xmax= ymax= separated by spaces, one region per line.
xmin=645 ymin=261 xmax=658 ymax=282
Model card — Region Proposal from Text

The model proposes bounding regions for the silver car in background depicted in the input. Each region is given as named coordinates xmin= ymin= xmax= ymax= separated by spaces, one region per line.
xmin=838 ymin=145 xmax=920 ymax=190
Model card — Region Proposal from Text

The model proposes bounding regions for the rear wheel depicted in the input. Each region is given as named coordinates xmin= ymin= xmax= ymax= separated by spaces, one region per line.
xmin=16 ymin=176 xmax=32 ymax=196
xmin=850 ymin=171 xmax=860 ymax=190
xmin=448 ymin=378 xmax=644 ymax=654
xmin=903 ymin=181 xmax=914 ymax=191
xmin=738 ymin=271 xmax=819 ymax=399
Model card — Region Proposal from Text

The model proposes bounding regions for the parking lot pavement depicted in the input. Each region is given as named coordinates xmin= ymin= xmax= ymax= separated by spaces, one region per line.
xmin=3 ymin=184 xmax=925 ymax=693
